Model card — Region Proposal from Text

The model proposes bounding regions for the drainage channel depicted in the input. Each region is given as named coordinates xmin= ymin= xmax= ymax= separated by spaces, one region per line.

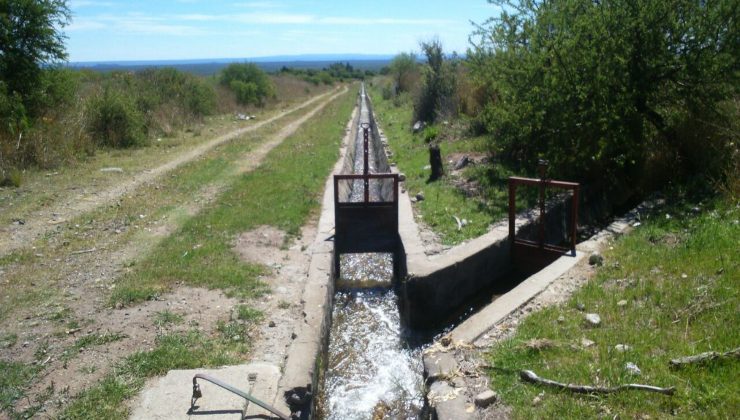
xmin=317 ymin=86 xmax=428 ymax=419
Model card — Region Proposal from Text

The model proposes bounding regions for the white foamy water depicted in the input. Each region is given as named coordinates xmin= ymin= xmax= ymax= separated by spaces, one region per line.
xmin=324 ymin=290 xmax=424 ymax=419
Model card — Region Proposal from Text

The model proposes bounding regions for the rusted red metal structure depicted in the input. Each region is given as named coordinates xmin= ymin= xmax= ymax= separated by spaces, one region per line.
xmin=333 ymin=173 xmax=399 ymax=253
xmin=508 ymin=162 xmax=579 ymax=268
xmin=333 ymin=121 xmax=400 ymax=277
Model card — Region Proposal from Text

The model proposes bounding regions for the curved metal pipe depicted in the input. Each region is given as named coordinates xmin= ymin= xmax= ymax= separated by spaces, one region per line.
xmin=191 ymin=373 xmax=290 ymax=420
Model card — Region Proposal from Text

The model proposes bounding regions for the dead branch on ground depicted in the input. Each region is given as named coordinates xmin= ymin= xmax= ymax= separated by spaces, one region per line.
xmin=669 ymin=347 xmax=740 ymax=369
xmin=520 ymin=370 xmax=675 ymax=396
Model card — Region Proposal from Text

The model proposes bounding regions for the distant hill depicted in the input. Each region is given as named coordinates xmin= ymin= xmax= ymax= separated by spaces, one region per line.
xmin=69 ymin=54 xmax=395 ymax=75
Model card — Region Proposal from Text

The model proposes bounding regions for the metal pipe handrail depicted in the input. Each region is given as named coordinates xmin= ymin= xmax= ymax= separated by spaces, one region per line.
xmin=191 ymin=373 xmax=290 ymax=420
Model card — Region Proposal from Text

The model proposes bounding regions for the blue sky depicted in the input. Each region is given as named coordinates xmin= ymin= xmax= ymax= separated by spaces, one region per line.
xmin=64 ymin=0 xmax=501 ymax=62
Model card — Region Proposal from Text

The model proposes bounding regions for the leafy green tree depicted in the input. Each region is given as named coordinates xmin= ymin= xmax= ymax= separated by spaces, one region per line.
xmin=0 ymin=0 xmax=71 ymax=126
xmin=415 ymin=39 xmax=457 ymax=123
xmin=470 ymin=0 xmax=738 ymax=196
xmin=220 ymin=63 xmax=274 ymax=106
xmin=389 ymin=52 xmax=418 ymax=93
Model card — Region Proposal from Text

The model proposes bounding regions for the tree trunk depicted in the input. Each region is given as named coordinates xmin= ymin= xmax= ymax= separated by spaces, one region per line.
xmin=429 ymin=144 xmax=444 ymax=181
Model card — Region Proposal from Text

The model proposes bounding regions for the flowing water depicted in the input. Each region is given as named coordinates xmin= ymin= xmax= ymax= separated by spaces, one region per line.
xmin=320 ymin=86 xmax=427 ymax=419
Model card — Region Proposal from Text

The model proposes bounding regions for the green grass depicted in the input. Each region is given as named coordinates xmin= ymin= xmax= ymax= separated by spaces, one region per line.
xmin=60 ymin=330 xmax=242 ymax=419
xmin=486 ymin=198 xmax=740 ymax=419
xmin=368 ymin=87 xmax=522 ymax=244
xmin=235 ymin=304 xmax=263 ymax=322
xmin=110 ymin=87 xmax=355 ymax=306
xmin=0 ymin=361 xmax=41 ymax=416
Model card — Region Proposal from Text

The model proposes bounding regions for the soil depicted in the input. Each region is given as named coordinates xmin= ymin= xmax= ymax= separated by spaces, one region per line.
xmin=0 ymin=88 xmax=345 ymax=419
xmin=232 ymin=225 xmax=314 ymax=367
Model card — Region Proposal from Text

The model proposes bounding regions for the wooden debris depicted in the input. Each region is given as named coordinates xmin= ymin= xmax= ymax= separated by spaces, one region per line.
xmin=669 ymin=347 xmax=740 ymax=368
xmin=70 ymin=248 xmax=96 ymax=255
xmin=519 ymin=370 xmax=675 ymax=396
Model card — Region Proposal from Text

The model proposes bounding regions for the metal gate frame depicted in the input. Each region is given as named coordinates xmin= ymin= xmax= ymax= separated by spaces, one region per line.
xmin=508 ymin=164 xmax=579 ymax=265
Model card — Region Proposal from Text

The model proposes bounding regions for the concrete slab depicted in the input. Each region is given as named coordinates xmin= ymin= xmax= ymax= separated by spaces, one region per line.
xmin=130 ymin=363 xmax=280 ymax=420
xmin=451 ymin=251 xmax=586 ymax=344
xmin=428 ymin=381 xmax=473 ymax=420
xmin=243 ymin=362 xmax=282 ymax=419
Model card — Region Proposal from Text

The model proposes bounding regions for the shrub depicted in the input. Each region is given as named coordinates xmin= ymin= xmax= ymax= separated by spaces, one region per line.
xmin=87 ymin=88 xmax=146 ymax=148
xmin=470 ymin=0 xmax=738 ymax=197
xmin=220 ymin=63 xmax=274 ymax=106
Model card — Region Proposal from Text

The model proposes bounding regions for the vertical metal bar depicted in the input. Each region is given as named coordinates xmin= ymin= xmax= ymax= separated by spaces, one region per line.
xmin=363 ymin=126 xmax=369 ymax=176
xmin=571 ymin=185 xmax=579 ymax=255
xmin=538 ymin=162 xmax=547 ymax=249
xmin=508 ymin=179 xmax=516 ymax=256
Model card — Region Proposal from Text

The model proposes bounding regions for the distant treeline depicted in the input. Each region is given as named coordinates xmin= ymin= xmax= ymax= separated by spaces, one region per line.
xmin=70 ymin=59 xmax=392 ymax=77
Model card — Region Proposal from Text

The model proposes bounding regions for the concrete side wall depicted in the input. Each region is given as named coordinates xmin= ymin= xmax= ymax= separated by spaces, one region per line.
xmin=398 ymin=203 xmax=571 ymax=329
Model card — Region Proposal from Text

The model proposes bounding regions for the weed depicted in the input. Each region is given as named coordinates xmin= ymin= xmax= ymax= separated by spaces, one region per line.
xmin=153 ymin=310 xmax=183 ymax=327
xmin=0 ymin=361 xmax=41 ymax=415
xmin=235 ymin=305 xmax=263 ymax=322
xmin=278 ymin=300 xmax=291 ymax=310
xmin=0 ymin=332 xmax=17 ymax=348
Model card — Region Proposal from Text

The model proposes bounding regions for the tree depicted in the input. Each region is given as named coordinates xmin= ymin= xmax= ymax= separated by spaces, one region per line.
xmin=470 ymin=0 xmax=738 ymax=198
xmin=415 ymin=39 xmax=457 ymax=123
xmin=0 ymin=0 xmax=71 ymax=124
xmin=389 ymin=52 xmax=418 ymax=93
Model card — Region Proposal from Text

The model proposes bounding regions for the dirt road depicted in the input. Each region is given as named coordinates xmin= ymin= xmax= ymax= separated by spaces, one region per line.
xmin=0 ymin=86 xmax=343 ymax=257
xmin=0 ymin=86 xmax=349 ymax=418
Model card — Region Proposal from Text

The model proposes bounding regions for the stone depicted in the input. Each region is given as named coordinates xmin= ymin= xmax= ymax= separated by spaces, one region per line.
xmin=268 ymin=320 xmax=276 ymax=328
xmin=557 ymin=315 xmax=565 ymax=323
xmin=416 ymin=192 xmax=425 ymax=201
xmin=614 ymin=344 xmax=631 ymax=352
xmin=423 ymin=351 xmax=457 ymax=382
xmin=532 ymin=392 xmax=544 ymax=406
xmin=625 ymin=362 xmax=641 ymax=375
xmin=100 ymin=167 xmax=124 ymax=173
xmin=413 ymin=121 xmax=425 ymax=133
xmin=617 ymin=299 xmax=628 ymax=307
xmin=581 ymin=337 xmax=595 ymax=348
xmin=454 ymin=155 xmax=471 ymax=170
xmin=399 ymin=173 xmax=407 ymax=182
xmin=576 ymin=302 xmax=586 ymax=311
xmin=585 ymin=313 xmax=601 ymax=327
xmin=474 ymin=390 xmax=498 ymax=408
xmin=588 ymin=252 xmax=604 ymax=266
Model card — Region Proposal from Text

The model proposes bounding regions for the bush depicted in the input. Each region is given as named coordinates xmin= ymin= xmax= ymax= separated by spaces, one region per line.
xmin=87 ymin=88 xmax=146 ymax=148
xmin=470 ymin=0 xmax=738 ymax=197
xmin=220 ymin=63 xmax=274 ymax=106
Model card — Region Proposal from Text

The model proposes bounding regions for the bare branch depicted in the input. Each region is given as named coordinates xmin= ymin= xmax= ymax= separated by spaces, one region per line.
xmin=520 ymin=370 xmax=676 ymax=396
xmin=669 ymin=347 xmax=740 ymax=369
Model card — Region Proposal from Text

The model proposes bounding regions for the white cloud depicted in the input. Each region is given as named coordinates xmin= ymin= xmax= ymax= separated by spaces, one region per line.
xmin=172 ymin=12 xmax=454 ymax=26
xmin=65 ymin=14 xmax=204 ymax=36
xmin=234 ymin=1 xmax=284 ymax=9
xmin=69 ymin=0 xmax=114 ymax=8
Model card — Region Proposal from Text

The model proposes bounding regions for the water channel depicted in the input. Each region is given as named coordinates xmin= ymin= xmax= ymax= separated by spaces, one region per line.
xmin=319 ymin=86 xmax=428 ymax=419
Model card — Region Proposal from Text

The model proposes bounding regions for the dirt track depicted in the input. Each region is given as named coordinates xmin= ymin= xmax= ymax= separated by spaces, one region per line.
xmin=0 ymin=86 xmax=343 ymax=258
xmin=0 ymin=86 xmax=348 ymax=418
